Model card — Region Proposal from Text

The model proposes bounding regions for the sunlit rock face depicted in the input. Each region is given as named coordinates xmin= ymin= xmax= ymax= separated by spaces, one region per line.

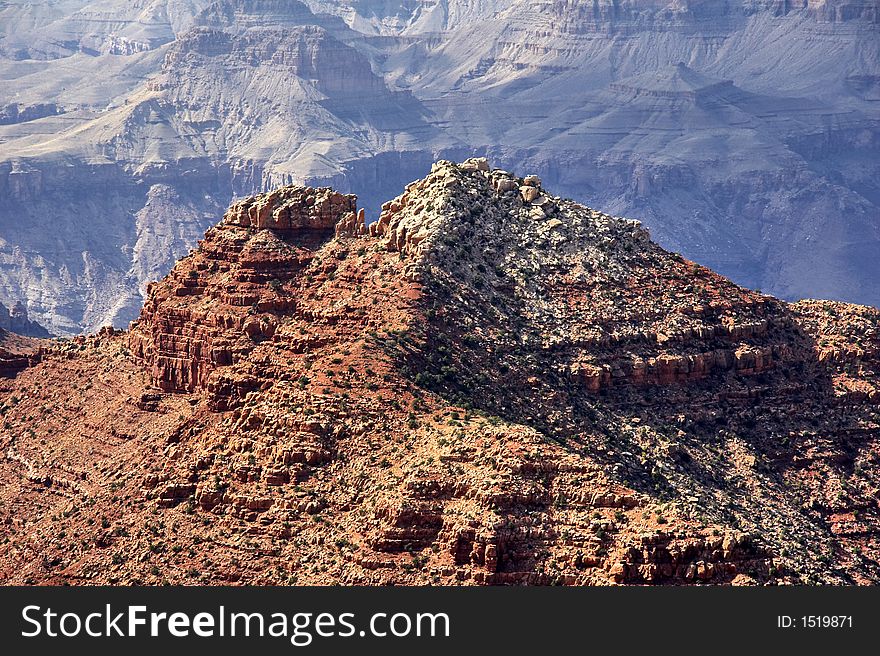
xmin=0 ymin=0 xmax=877 ymax=334
xmin=2 ymin=160 xmax=880 ymax=586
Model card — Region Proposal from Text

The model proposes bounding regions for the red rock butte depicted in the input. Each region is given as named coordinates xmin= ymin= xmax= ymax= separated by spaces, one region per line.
xmin=1 ymin=159 xmax=878 ymax=586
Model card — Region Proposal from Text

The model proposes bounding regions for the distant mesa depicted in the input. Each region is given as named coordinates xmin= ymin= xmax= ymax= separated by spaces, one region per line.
xmin=609 ymin=63 xmax=735 ymax=100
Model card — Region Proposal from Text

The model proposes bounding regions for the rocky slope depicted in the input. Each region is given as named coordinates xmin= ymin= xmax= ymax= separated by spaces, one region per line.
xmin=1 ymin=159 xmax=878 ymax=585
xmin=0 ymin=0 xmax=877 ymax=334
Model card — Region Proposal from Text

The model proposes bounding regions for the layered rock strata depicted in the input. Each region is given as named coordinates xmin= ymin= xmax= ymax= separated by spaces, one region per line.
xmin=0 ymin=160 xmax=878 ymax=586
xmin=128 ymin=186 xmax=362 ymax=398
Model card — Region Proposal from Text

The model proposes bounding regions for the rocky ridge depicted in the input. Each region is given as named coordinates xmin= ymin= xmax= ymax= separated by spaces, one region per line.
xmin=0 ymin=159 xmax=878 ymax=585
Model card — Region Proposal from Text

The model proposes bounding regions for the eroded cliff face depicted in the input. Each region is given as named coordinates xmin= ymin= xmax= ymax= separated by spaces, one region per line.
xmin=1 ymin=160 xmax=878 ymax=586
xmin=129 ymin=185 xmax=361 ymax=397
xmin=0 ymin=300 xmax=49 ymax=338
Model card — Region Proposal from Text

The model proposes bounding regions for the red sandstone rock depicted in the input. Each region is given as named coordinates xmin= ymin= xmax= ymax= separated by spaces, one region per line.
xmin=0 ymin=161 xmax=878 ymax=587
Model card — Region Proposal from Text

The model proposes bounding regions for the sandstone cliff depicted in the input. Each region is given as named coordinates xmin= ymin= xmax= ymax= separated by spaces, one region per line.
xmin=1 ymin=160 xmax=878 ymax=585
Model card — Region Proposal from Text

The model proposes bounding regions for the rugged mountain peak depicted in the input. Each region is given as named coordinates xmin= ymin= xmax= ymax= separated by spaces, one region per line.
xmin=128 ymin=182 xmax=362 ymax=398
xmin=369 ymin=156 xmax=647 ymax=260
xmin=223 ymin=184 xmax=362 ymax=233
xmin=3 ymin=160 xmax=880 ymax=586
xmin=127 ymin=156 xmax=785 ymax=407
